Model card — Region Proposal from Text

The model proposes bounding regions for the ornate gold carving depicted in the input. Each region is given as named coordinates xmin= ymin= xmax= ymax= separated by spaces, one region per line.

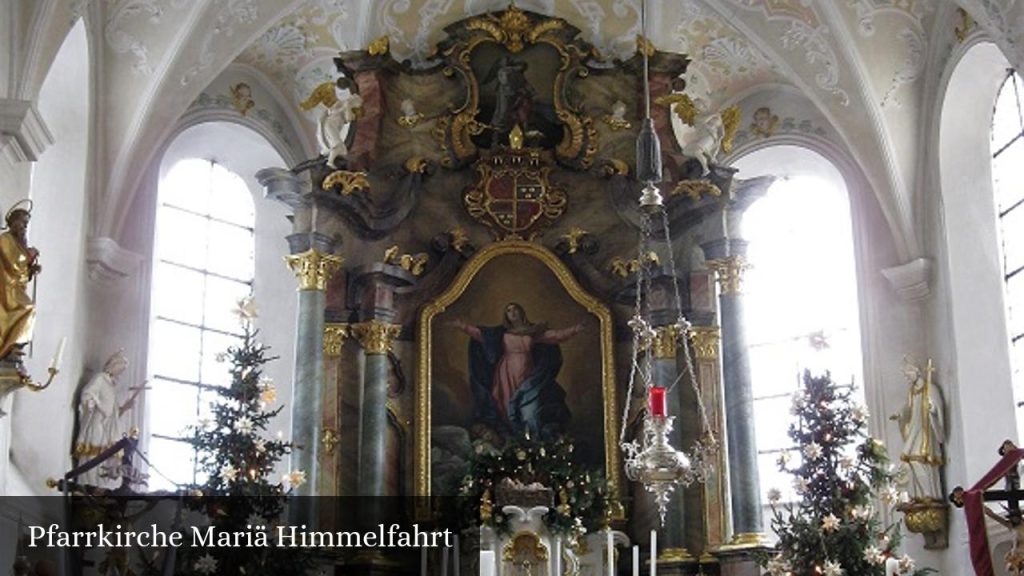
xmin=416 ymin=241 xmax=622 ymax=514
xmin=898 ymin=499 xmax=948 ymax=535
xmin=465 ymin=5 xmax=562 ymax=53
xmin=503 ymin=531 xmax=549 ymax=563
xmin=688 ymin=326 xmax=721 ymax=361
xmin=404 ymin=157 xmax=428 ymax=174
xmin=636 ymin=34 xmax=655 ymax=57
xmin=351 ymin=320 xmax=401 ymax=355
xmin=955 ymin=8 xmax=974 ymax=43
xmin=652 ymin=324 xmax=682 ymax=359
xmin=601 ymin=114 xmax=631 ymax=130
xmin=480 ymin=488 xmax=494 ymax=522
xmin=368 ymin=35 xmax=390 ymax=56
xmin=321 ymin=427 xmax=340 ymax=454
xmin=600 ymin=158 xmax=630 ymax=177
xmin=448 ymin=226 xmax=471 ymax=254
xmin=323 ymin=323 xmax=349 ymax=357
xmin=285 ymin=249 xmax=344 ymax=292
xmin=562 ymin=227 xmax=588 ymax=255
xmin=608 ymin=251 xmax=660 ymax=278
xmin=720 ymin=105 xmax=742 ymax=154
xmin=323 ymin=170 xmax=370 ymax=195
xmin=464 ymin=150 xmax=567 ymax=239
xmin=655 ymin=93 xmax=697 ymax=125
xmin=706 ymin=256 xmax=749 ymax=295
xmin=300 ymin=81 xmax=339 ymax=111
xmin=397 ymin=112 xmax=424 ymax=128
xmin=383 ymin=245 xmax=429 ymax=276
xmin=509 ymin=124 xmax=525 ymax=150
xmin=672 ymin=180 xmax=722 ymax=201
xmin=659 ymin=548 xmax=697 ymax=563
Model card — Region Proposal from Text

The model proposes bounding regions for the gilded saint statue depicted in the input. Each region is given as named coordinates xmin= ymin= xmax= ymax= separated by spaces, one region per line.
xmin=891 ymin=357 xmax=946 ymax=502
xmin=74 ymin=350 xmax=145 ymax=488
xmin=0 ymin=201 xmax=40 ymax=372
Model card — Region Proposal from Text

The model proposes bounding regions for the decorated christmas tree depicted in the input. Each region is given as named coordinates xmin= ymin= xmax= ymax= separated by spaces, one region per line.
xmin=179 ymin=296 xmax=312 ymax=576
xmin=761 ymin=371 xmax=933 ymax=576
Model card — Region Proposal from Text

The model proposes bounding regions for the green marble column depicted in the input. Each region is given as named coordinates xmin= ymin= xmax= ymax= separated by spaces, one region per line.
xmin=704 ymin=246 xmax=765 ymax=546
xmin=285 ymin=232 xmax=342 ymax=526
xmin=351 ymin=320 xmax=401 ymax=497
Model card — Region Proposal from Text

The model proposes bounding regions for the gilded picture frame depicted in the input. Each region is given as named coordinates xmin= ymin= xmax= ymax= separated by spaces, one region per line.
xmin=416 ymin=240 xmax=621 ymax=508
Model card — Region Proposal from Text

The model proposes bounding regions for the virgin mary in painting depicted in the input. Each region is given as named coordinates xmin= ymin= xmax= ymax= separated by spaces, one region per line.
xmin=452 ymin=302 xmax=582 ymax=441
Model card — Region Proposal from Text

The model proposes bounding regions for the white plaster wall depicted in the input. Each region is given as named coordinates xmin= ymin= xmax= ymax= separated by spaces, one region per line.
xmin=5 ymin=19 xmax=89 ymax=496
xmin=932 ymin=40 xmax=1020 ymax=576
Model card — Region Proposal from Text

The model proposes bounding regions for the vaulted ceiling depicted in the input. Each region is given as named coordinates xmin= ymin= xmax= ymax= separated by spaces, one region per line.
xmin=11 ymin=0 xmax=1024 ymax=263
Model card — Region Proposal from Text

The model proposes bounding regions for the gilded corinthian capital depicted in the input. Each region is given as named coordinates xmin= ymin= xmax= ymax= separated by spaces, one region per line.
xmin=652 ymin=324 xmax=683 ymax=359
xmin=285 ymin=249 xmax=344 ymax=291
xmin=705 ymin=256 xmax=749 ymax=295
xmin=351 ymin=320 xmax=401 ymax=355
xmin=323 ymin=324 xmax=349 ymax=357
xmin=688 ymin=326 xmax=721 ymax=361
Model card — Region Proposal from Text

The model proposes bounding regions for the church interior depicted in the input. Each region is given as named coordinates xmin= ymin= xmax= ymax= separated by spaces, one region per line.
xmin=2 ymin=0 xmax=1024 ymax=574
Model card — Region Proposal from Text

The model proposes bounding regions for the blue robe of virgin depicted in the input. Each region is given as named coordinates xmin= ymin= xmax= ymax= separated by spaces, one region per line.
xmin=468 ymin=325 xmax=571 ymax=440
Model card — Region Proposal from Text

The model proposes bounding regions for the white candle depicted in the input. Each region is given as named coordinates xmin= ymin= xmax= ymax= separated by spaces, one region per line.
xmin=650 ymin=530 xmax=657 ymax=576
xmin=420 ymin=547 xmax=427 ymax=576
xmin=50 ymin=336 xmax=66 ymax=370
xmin=553 ymin=537 xmax=561 ymax=576
xmin=480 ymin=551 xmax=496 ymax=576
xmin=607 ymin=530 xmax=615 ymax=576
xmin=885 ymin=557 xmax=899 ymax=576
xmin=633 ymin=545 xmax=640 ymax=576
xmin=442 ymin=546 xmax=449 ymax=576
xmin=453 ymin=534 xmax=460 ymax=576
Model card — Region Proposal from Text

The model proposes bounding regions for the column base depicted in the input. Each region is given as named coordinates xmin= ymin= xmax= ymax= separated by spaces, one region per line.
xmin=715 ymin=532 xmax=771 ymax=551
xmin=654 ymin=548 xmax=700 ymax=576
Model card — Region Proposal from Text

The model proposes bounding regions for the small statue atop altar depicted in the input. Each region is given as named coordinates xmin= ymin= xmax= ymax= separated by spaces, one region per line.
xmin=300 ymin=80 xmax=364 ymax=169
xmin=891 ymin=357 xmax=946 ymax=502
xmin=0 ymin=200 xmax=40 ymax=373
xmin=74 ymin=350 xmax=146 ymax=488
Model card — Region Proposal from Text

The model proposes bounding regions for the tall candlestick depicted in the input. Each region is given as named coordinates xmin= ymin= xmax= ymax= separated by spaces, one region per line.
xmin=650 ymin=386 xmax=667 ymax=418
xmin=607 ymin=530 xmax=615 ymax=576
xmin=453 ymin=534 xmax=460 ymax=576
xmin=442 ymin=546 xmax=449 ymax=576
xmin=50 ymin=336 xmax=66 ymax=370
xmin=480 ymin=551 xmax=496 ymax=576
xmin=633 ymin=545 xmax=640 ymax=576
xmin=420 ymin=547 xmax=427 ymax=576
xmin=553 ymin=537 xmax=562 ymax=576
xmin=650 ymin=530 xmax=657 ymax=576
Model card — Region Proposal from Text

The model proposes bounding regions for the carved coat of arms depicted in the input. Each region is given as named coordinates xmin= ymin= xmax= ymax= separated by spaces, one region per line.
xmin=464 ymin=150 xmax=566 ymax=239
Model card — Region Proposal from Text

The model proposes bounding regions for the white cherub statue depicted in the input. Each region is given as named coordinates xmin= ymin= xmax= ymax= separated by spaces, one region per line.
xmin=680 ymin=97 xmax=725 ymax=176
xmin=301 ymin=81 xmax=364 ymax=168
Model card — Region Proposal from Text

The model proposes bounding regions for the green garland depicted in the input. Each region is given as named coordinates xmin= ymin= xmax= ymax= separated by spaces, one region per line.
xmin=455 ymin=433 xmax=607 ymax=537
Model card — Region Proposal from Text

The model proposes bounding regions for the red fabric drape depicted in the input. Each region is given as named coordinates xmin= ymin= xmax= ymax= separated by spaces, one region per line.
xmin=964 ymin=448 xmax=1024 ymax=575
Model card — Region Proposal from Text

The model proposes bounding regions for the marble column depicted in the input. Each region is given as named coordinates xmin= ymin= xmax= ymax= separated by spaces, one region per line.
xmin=704 ymin=241 xmax=765 ymax=546
xmin=284 ymin=232 xmax=343 ymax=525
xmin=351 ymin=319 xmax=401 ymax=497
xmin=350 ymin=264 xmax=413 ymax=497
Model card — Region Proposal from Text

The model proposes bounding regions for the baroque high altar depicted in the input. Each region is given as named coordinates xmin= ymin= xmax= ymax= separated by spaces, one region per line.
xmin=259 ymin=6 xmax=773 ymax=575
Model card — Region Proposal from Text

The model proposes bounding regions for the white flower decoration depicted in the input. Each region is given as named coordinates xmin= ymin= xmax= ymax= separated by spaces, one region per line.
xmin=823 ymin=559 xmax=843 ymax=576
xmin=283 ymin=469 xmax=306 ymax=489
xmin=254 ymin=437 xmax=267 ymax=453
xmin=821 ymin=513 xmax=840 ymax=532
xmin=766 ymin=554 xmax=790 ymax=576
xmin=804 ymin=442 xmax=823 ymax=460
xmin=838 ymin=455 xmax=855 ymax=470
xmin=791 ymin=390 xmax=806 ymax=413
xmin=898 ymin=554 xmax=915 ymax=573
xmin=863 ymin=545 xmax=883 ymax=564
xmin=851 ymin=405 xmax=868 ymax=422
xmin=851 ymin=504 xmax=873 ymax=521
xmin=234 ymin=296 xmax=259 ymax=324
xmin=220 ymin=464 xmax=238 ymax=482
xmin=234 ymin=415 xmax=254 ymax=435
xmin=767 ymin=487 xmax=782 ymax=503
xmin=793 ymin=476 xmax=810 ymax=494
xmin=194 ymin=554 xmax=218 ymax=574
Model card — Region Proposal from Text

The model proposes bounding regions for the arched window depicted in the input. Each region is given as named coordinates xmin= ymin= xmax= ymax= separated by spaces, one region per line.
xmin=991 ymin=70 xmax=1024 ymax=434
xmin=146 ymin=159 xmax=256 ymax=489
xmin=733 ymin=149 xmax=863 ymax=504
